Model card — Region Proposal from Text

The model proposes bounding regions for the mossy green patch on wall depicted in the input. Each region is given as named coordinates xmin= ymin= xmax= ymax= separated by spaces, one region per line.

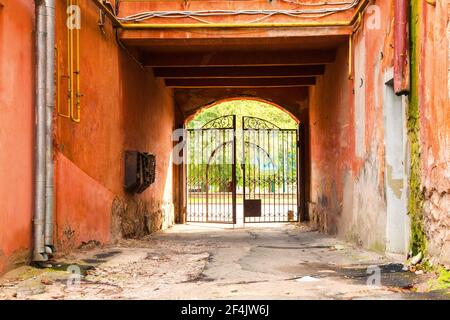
xmin=408 ymin=0 xmax=427 ymax=256
xmin=369 ymin=241 xmax=386 ymax=254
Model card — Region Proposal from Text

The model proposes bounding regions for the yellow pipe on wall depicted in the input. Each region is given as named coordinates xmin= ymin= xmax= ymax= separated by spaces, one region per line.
xmin=57 ymin=46 xmax=71 ymax=118
xmin=72 ymin=0 xmax=81 ymax=123
xmin=68 ymin=0 xmax=75 ymax=121
xmin=91 ymin=0 xmax=369 ymax=30
xmin=60 ymin=0 xmax=81 ymax=122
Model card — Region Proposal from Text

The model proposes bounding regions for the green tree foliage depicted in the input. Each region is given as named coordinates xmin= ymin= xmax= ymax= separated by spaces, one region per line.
xmin=187 ymin=100 xmax=297 ymax=129
xmin=187 ymin=100 xmax=298 ymax=191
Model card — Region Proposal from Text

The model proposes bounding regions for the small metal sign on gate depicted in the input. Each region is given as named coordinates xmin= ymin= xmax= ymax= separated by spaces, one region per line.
xmin=244 ymin=199 xmax=262 ymax=218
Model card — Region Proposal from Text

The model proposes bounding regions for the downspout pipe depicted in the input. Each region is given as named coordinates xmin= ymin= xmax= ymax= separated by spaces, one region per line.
xmin=34 ymin=0 xmax=55 ymax=262
xmin=394 ymin=0 xmax=410 ymax=95
xmin=44 ymin=0 xmax=56 ymax=252
xmin=34 ymin=0 xmax=48 ymax=262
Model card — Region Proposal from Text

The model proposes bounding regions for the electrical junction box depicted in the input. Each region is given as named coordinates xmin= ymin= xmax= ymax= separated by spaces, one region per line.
xmin=124 ymin=151 xmax=156 ymax=194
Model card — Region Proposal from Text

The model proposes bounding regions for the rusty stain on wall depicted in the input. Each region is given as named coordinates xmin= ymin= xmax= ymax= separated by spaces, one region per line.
xmin=418 ymin=0 xmax=450 ymax=267
xmin=386 ymin=165 xmax=404 ymax=199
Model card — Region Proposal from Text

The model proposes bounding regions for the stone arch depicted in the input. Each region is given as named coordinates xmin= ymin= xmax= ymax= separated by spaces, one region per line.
xmin=173 ymin=87 xmax=309 ymax=125
xmin=184 ymin=97 xmax=301 ymax=125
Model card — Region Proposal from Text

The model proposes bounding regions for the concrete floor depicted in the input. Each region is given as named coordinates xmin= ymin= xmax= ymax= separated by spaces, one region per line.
xmin=0 ymin=223 xmax=448 ymax=300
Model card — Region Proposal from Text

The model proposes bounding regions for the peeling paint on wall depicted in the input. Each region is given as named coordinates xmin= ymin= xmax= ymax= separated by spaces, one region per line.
xmin=354 ymin=28 xmax=366 ymax=159
xmin=346 ymin=145 xmax=387 ymax=252
xmin=417 ymin=0 xmax=450 ymax=267
xmin=308 ymin=0 xmax=400 ymax=255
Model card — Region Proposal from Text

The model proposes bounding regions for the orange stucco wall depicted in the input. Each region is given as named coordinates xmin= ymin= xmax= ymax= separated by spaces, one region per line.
xmin=309 ymin=44 xmax=354 ymax=234
xmin=119 ymin=0 xmax=356 ymax=24
xmin=53 ymin=0 xmax=175 ymax=251
xmin=310 ymin=0 xmax=449 ymax=262
xmin=309 ymin=1 xmax=396 ymax=250
xmin=0 ymin=0 xmax=35 ymax=273
xmin=419 ymin=1 xmax=450 ymax=265
xmin=0 ymin=0 xmax=448 ymax=275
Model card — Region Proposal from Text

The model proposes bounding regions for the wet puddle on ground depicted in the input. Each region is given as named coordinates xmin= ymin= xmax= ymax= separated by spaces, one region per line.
xmin=280 ymin=262 xmax=423 ymax=290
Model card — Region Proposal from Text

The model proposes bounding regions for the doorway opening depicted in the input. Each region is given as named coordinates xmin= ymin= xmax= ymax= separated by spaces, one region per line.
xmin=383 ymin=76 xmax=410 ymax=254
xmin=185 ymin=99 xmax=302 ymax=226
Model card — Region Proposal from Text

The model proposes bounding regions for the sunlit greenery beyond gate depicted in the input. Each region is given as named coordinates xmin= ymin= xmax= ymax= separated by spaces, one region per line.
xmin=186 ymin=100 xmax=299 ymax=223
xmin=188 ymin=100 xmax=297 ymax=130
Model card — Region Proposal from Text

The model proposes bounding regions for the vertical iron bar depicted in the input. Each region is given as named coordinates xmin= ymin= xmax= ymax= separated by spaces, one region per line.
xmin=272 ymin=130 xmax=275 ymax=221
xmin=297 ymin=125 xmax=301 ymax=222
xmin=258 ymin=129 xmax=262 ymax=222
xmin=194 ymin=130 xmax=197 ymax=222
xmin=216 ymin=129 xmax=220 ymax=221
xmin=293 ymin=131 xmax=296 ymax=219
xmin=192 ymin=130 xmax=195 ymax=222
xmin=187 ymin=130 xmax=190 ymax=221
xmin=291 ymin=130 xmax=296 ymax=219
xmin=232 ymin=116 xmax=237 ymax=224
xmin=242 ymin=117 xmax=246 ymax=223
xmin=286 ymin=131 xmax=290 ymax=220
xmin=258 ymin=130 xmax=261 ymax=202
xmin=266 ymin=129 xmax=269 ymax=222
xmin=253 ymin=130 xmax=256 ymax=202
xmin=263 ymin=129 xmax=267 ymax=222
xmin=228 ymin=129 xmax=232 ymax=222
xmin=283 ymin=131 xmax=286 ymax=222
xmin=222 ymin=130 xmax=225 ymax=221
xmin=205 ymin=129 xmax=209 ymax=222
xmin=277 ymin=130 xmax=281 ymax=222
xmin=214 ymin=129 xmax=217 ymax=221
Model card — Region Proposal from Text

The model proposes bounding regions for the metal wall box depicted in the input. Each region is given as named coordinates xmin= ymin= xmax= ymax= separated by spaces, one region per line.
xmin=124 ymin=151 xmax=156 ymax=194
xmin=124 ymin=151 xmax=141 ymax=193
xmin=136 ymin=153 xmax=156 ymax=193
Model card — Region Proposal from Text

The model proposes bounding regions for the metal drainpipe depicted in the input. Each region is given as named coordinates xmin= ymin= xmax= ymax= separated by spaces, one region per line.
xmin=44 ymin=0 xmax=56 ymax=253
xmin=394 ymin=0 xmax=410 ymax=95
xmin=34 ymin=0 xmax=48 ymax=262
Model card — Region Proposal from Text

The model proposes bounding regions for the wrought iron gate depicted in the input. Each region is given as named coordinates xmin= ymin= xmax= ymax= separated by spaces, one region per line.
xmin=242 ymin=117 xmax=299 ymax=223
xmin=186 ymin=115 xmax=237 ymax=223
xmin=186 ymin=115 xmax=299 ymax=224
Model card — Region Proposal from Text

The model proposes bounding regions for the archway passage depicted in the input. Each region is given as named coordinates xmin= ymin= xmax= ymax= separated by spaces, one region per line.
xmin=186 ymin=100 xmax=301 ymax=225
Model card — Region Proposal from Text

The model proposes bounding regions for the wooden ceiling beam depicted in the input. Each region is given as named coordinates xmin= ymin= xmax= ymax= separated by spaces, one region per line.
xmin=143 ymin=50 xmax=336 ymax=67
xmin=165 ymin=77 xmax=316 ymax=88
xmin=154 ymin=65 xmax=325 ymax=79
